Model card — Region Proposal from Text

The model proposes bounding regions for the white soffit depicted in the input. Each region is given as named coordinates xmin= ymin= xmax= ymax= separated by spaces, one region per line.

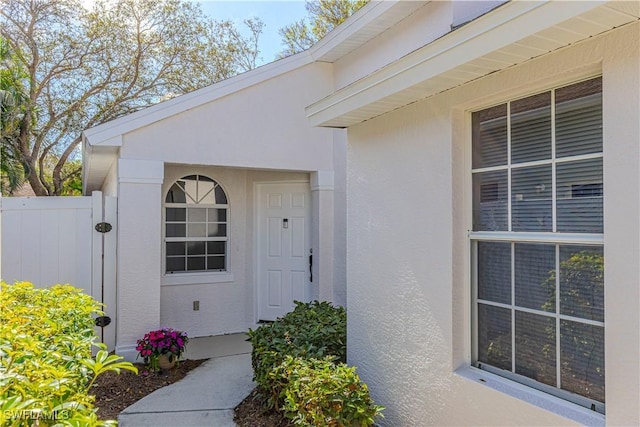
xmin=82 ymin=138 xmax=119 ymax=193
xmin=311 ymin=1 xmax=428 ymax=63
xmin=307 ymin=1 xmax=640 ymax=128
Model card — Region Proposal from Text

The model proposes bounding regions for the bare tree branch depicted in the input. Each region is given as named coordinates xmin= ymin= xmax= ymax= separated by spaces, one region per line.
xmin=1 ymin=0 xmax=263 ymax=195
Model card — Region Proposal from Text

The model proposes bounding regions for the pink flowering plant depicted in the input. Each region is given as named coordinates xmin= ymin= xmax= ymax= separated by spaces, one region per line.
xmin=136 ymin=327 xmax=189 ymax=371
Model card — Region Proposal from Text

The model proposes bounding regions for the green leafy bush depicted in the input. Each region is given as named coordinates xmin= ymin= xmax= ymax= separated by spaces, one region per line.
xmin=0 ymin=281 xmax=137 ymax=426
xmin=246 ymin=301 xmax=346 ymax=408
xmin=273 ymin=356 xmax=383 ymax=427
xmin=247 ymin=301 xmax=383 ymax=425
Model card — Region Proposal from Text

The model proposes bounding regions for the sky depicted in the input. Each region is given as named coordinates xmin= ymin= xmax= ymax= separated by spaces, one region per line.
xmin=195 ymin=1 xmax=309 ymax=65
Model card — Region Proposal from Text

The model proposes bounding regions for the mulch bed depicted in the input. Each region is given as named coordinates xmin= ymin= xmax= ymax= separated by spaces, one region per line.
xmin=233 ymin=388 xmax=293 ymax=427
xmin=91 ymin=359 xmax=207 ymax=421
xmin=91 ymin=359 xmax=290 ymax=426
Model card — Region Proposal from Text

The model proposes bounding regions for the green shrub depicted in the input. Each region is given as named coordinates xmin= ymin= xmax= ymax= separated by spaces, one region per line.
xmin=273 ymin=300 xmax=346 ymax=361
xmin=247 ymin=300 xmax=383 ymax=425
xmin=0 ymin=281 xmax=137 ymax=426
xmin=273 ymin=356 xmax=383 ymax=427
xmin=246 ymin=301 xmax=346 ymax=408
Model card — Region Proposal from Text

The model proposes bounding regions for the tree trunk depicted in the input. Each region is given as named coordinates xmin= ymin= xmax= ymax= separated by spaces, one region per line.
xmin=27 ymin=168 xmax=49 ymax=196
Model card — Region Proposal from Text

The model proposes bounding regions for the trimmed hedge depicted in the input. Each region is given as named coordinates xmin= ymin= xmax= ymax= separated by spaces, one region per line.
xmin=273 ymin=356 xmax=383 ymax=426
xmin=247 ymin=301 xmax=346 ymax=407
xmin=0 ymin=282 xmax=137 ymax=426
xmin=247 ymin=300 xmax=383 ymax=426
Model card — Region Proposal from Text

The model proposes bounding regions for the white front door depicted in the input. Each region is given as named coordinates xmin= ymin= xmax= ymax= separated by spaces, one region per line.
xmin=257 ymin=182 xmax=312 ymax=321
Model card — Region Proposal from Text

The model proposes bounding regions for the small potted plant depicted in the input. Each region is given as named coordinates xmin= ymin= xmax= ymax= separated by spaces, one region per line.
xmin=136 ymin=327 xmax=189 ymax=371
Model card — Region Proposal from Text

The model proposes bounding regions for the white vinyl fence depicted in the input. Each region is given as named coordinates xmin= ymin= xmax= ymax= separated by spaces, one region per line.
xmin=0 ymin=192 xmax=117 ymax=349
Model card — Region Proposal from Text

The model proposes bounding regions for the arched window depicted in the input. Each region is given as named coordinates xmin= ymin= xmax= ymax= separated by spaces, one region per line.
xmin=164 ymin=175 xmax=228 ymax=273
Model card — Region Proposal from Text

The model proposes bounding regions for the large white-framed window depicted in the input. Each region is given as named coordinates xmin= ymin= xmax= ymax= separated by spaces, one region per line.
xmin=470 ymin=77 xmax=604 ymax=413
xmin=164 ymin=175 xmax=228 ymax=274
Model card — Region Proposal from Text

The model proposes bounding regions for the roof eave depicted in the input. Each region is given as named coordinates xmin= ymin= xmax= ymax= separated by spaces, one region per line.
xmin=83 ymin=50 xmax=315 ymax=147
xmin=82 ymin=134 xmax=119 ymax=194
xmin=306 ymin=0 xmax=638 ymax=128
xmin=81 ymin=1 xmax=433 ymax=190
xmin=82 ymin=1 xmax=429 ymax=146
xmin=309 ymin=1 xmax=429 ymax=63
xmin=81 ymin=51 xmax=316 ymax=192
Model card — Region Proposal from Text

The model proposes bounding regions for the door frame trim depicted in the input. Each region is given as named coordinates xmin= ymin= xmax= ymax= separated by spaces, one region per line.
xmin=253 ymin=180 xmax=311 ymax=323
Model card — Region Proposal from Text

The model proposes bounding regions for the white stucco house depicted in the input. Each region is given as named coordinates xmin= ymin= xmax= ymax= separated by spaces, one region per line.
xmin=81 ymin=1 xmax=640 ymax=425
xmin=82 ymin=48 xmax=348 ymax=357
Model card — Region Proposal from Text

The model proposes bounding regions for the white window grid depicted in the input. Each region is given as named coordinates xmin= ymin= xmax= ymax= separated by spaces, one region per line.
xmin=470 ymin=81 xmax=604 ymax=413
xmin=163 ymin=175 xmax=230 ymax=274
xmin=164 ymin=204 xmax=229 ymax=273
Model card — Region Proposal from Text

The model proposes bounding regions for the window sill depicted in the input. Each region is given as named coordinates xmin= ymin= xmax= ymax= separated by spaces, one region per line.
xmin=454 ymin=366 xmax=604 ymax=427
xmin=161 ymin=272 xmax=234 ymax=286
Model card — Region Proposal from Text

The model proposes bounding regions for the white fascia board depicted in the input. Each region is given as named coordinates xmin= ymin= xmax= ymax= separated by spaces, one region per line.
xmin=82 ymin=137 xmax=96 ymax=194
xmin=309 ymin=1 xmax=428 ymax=62
xmin=82 ymin=133 xmax=122 ymax=148
xmin=82 ymin=51 xmax=314 ymax=146
xmin=306 ymin=0 xmax=607 ymax=127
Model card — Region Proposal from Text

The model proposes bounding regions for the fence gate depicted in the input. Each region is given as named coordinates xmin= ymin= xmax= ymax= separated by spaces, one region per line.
xmin=0 ymin=191 xmax=117 ymax=349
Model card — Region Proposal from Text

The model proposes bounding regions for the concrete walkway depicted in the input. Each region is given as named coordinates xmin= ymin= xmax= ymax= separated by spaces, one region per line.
xmin=118 ymin=334 xmax=254 ymax=427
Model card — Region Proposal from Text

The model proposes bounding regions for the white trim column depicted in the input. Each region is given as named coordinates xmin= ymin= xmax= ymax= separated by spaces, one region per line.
xmin=602 ymin=23 xmax=640 ymax=426
xmin=115 ymin=158 xmax=164 ymax=361
xmin=311 ymin=171 xmax=335 ymax=302
xmin=102 ymin=195 xmax=118 ymax=350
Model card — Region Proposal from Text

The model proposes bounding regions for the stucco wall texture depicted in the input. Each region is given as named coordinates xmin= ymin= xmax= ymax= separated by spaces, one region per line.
xmin=346 ymin=23 xmax=640 ymax=426
xmin=121 ymin=62 xmax=335 ymax=173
